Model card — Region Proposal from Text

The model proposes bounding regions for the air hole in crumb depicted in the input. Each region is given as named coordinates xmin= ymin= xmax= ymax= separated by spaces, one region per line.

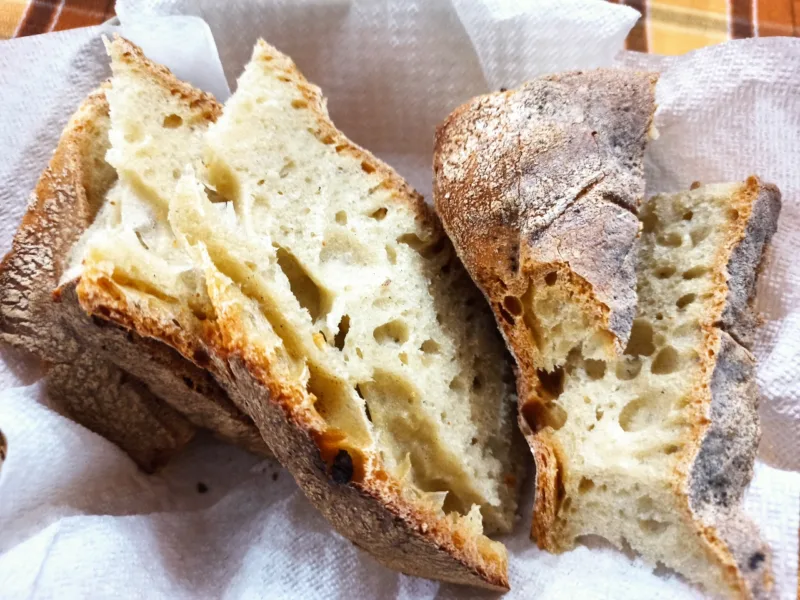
xmin=172 ymin=168 xmax=181 ymax=180
xmin=449 ymin=377 xmax=466 ymax=392
xmin=472 ymin=376 xmax=482 ymax=391
xmin=656 ymin=232 xmax=682 ymax=247
xmin=595 ymin=406 xmax=604 ymax=421
xmin=135 ymin=231 xmax=149 ymax=250
xmin=397 ymin=233 xmax=445 ymax=259
xmin=625 ymin=320 xmax=655 ymax=357
xmin=421 ymin=339 xmax=440 ymax=354
xmin=335 ymin=211 xmax=348 ymax=225
xmin=616 ymin=356 xmax=642 ymax=380
xmin=399 ymin=352 xmax=408 ymax=365
xmin=537 ymin=367 xmax=564 ymax=399
xmin=334 ymin=315 xmax=350 ymax=351
xmin=638 ymin=519 xmax=669 ymax=535
xmin=656 ymin=313 xmax=664 ymax=320
xmin=683 ymin=266 xmax=707 ymax=280
xmin=370 ymin=207 xmax=388 ymax=220
xmin=619 ymin=396 xmax=665 ymax=432
xmin=584 ymin=359 xmax=606 ymax=380
xmin=676 ymin=293 xmax=696 ymax=309
xmin=561 ymin=497 xmax=572 ymax=514
xmin=521 ymin=400 xmax=567 ymax=432
xmin=729 ymin=209 xmax=740 ymax=220
xmin=651 ymin=346 xmax=679 ymax=374
xmin=361 ymin=161 xmax=376 ymax=174
xmin=640 ymin=209 xmax=658 ymax=233
xmin=276 ymin=247 xmax=328 ymax=321
xmin=291 ymin=99 xmax=308 ymax=109
xmin=385 ymin=245 xmax=397 ymax=264
xmin=682 ymin=210 xmax=694 ymax=221
xmin=655 ymin=265 xmax=676 ymax=279
xmin=499 ymin=305 xmax=515 ymax=325
xmin=503 ymin=296 xmax=523 ymax=316
xmin=373 ymin=320 xmax=409 ymax=345
xmin=355 ymin=347 xmax=363 ymax=359
xmin=162 ymin=114 xmax=183 ymax=128
xmin=279 ymin=160 xmax=296 ymax=178
xmin=578 ymin=477 xmax=595 ymax=494
xmin=544 ymin=271 xmax=558 ymax=286
xmin=664 ymin=444 xmax=679 ymax=455
xmin=690 ymin=227 xmax=709 ymax=246
xmin=587 ymin=424 xmax=595 ymax=431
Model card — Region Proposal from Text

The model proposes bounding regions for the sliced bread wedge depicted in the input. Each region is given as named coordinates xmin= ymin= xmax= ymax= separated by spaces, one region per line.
xmin=519 ymin=179 xmax=779 ymax=598
xmin=0 ymin=87 xmax=195 ymax=470
xmin=65 ymin=39 xmax=524 ymax=588
xmin=0 ymin=40 xmax=270 ymax=469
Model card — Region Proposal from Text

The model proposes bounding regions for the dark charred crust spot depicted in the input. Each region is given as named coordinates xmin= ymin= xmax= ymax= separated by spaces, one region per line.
xmin=331 ymin=449 xmax=354 ymax=484
xmin=748 ymin=551 xmax=765 ymax=570
xmin=192 ymin=348 xmax=211 ymax=367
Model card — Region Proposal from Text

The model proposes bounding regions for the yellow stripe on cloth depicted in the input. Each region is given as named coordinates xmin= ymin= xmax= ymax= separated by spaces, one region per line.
xmin=0 ymin=0 xmax=31 ymax=39
xmin=649 ymin=0 xmax=731 ymax=54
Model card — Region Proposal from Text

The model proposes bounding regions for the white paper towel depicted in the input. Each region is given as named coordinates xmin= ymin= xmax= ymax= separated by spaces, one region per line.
xmin=0 ymin=1 xmax=797 ymax=598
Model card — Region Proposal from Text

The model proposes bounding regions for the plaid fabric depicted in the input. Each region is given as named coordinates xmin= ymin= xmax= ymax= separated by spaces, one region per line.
xmin=2 ymin=0 xmax=798 ymax=51
xmin=1 ymin=0 xmax=114 ymax=39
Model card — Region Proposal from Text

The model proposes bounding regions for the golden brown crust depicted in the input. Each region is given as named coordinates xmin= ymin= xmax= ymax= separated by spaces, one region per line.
xmin=71 ymin=38 xmax=511 ymax=589
xmin=434 ymin=69 xmax=658 ymax=374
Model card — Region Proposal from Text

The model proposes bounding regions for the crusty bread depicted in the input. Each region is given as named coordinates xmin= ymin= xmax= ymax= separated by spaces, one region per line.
xmin=435 ymin=74 xmax=779 ymax=596
xmin=0 ymin=87 xmax=195 ymax=470
xmin=65 ymin=38 xmax=523 ymax=588
xmin=0 ymin=41 xmax=270 ymax=469
xmin=519 ymin=179 xmax=779 ymax=598
xmin=434 ymin=70 xmax=657 ymax=373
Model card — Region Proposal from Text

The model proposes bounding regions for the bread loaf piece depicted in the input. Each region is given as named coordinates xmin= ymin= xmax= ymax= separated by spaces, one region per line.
xmin=67 ymin=38 xmax=524 ymax=588
xmin=435 ymin=70 xmax=658 ymax=373
xmin=0 ymin=87 xmax=195 ymax=470
xmin=0 ymin=39 xmax=270 ymax=469
xmin=521 ymin=179 xmax=779 ymax=598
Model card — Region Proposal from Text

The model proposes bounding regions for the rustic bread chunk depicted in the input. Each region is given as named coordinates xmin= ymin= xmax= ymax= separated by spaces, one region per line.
xmin=69 ymin=39 xmax=523 ymax=588
xmin=0 ymin=87 xmax=195 ymax=471
xmin=0 ymin=39 xmax=270 ymax=469
xmin=520 ymin=179 xmax=779 ymax=597
xmin=434 ymin=70 xmax=658 ymax=372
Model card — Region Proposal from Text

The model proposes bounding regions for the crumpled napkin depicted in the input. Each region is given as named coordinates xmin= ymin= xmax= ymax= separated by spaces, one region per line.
xmin=0 ymin=1 xmax=797 ymax=598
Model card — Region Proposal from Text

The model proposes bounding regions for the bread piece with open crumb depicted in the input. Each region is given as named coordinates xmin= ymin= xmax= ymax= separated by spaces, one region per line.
xmin=64 ymin=38 xmax=524 ymax=589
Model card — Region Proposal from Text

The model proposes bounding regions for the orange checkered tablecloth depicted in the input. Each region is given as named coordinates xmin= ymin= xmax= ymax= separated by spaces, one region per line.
xmin=1 ymin=0 xmax=799 ymax=53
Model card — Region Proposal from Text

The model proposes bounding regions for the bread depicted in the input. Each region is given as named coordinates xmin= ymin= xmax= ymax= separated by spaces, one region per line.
xmin=0 ymin=87 xmax=195 ymax=471
xmin=435 ymin=74 xmax=780 ymax=597
xmin=434 ymin=70 xmax=658 ymax=374
xmin=521 ymin=179 xmax=779 ymax=597
xmin=62 ymin=38 xmax=524 ymax=588
xmin=0 ymin=41 xmax=270 ymax=469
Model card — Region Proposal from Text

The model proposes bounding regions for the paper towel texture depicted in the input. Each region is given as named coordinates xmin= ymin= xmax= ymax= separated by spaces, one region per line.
xmin=0 ymin=1 xmax=797 ymax=598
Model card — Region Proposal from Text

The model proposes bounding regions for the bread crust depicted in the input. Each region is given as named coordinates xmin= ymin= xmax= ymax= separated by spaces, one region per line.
xmin=68 ymin=38 xmax=512 ymax=590
xmin=434 ymin=70 xmax=658 ymax=373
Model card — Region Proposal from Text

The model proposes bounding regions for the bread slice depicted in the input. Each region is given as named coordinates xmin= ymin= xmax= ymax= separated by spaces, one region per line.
xmin=434 ymin=70 xmax=658 ymax=373
xmin=65 ymin=39 xmax=523 ymax=588
xmin=0 ymin=87 xmax=195 ymax=470
xmin=0 ymin=40 xmax=270 ymax=469
xmin=526 ymin=179 xmax=779 ymax=597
